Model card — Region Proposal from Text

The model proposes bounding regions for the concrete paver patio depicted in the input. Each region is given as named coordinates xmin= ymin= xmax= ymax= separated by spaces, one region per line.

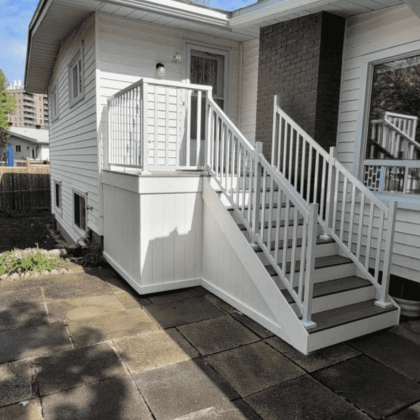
xmin=1 ymin=266 xmax=420 ymax=419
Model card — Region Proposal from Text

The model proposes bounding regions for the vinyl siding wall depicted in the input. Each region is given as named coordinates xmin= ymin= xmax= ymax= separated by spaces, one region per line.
xmin=337 ymin=5 xmax=420 ymax=282
xmin=48 ymin=14 xmax=100 ymax=243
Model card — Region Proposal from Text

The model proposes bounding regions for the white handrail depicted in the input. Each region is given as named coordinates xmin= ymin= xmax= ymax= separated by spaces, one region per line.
xmin=271 ymin=95 xmax=397 ymax=308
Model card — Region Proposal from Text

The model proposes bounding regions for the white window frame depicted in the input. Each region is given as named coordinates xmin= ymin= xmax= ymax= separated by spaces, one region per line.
xmin=54 ymin=180 xmax=62 ymax=217
xmin=50 ymin=85 xmax=59 ymax=122
xmin=15 ymin=145 xmax=21 ymax=153
xmin=182 ymin=41 xmax=229 ymax=115
xmin=353 ymin=40 xmax=420 ymax=209
xmin=68 ymin=46 xmax=85 ymax=108
xmin=72 ymin=188 xmax=88 ymax=234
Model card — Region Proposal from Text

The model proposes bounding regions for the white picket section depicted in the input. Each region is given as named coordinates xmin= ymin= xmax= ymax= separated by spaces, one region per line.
xmin=271 ymin=95 xmax=398 ymax=308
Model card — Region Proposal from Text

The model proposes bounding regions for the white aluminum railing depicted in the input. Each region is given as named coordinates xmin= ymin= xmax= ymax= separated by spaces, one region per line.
xmin=271 ymin=95 xmax=398 ymax=307
xmin=107 ymin=78 xmax=212 ymax=171
xmin=206 ymin=95 xmax=319 ymax=328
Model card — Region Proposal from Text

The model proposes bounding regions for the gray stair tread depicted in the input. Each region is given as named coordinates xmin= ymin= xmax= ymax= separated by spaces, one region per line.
xmin=227 ymin=202 xmax=287 ymax=211
xmin=254 ymin=236 xmax=334 ymax=253
xmin=281 ymin=276 xmax=372 ymax=304
xmin=308 ymin=299 xmax=397 ymax=334
xmin=237 ymin=218 xmax=304 ymax=232
xmin=265 ymin=255 xmax=352 ymax=277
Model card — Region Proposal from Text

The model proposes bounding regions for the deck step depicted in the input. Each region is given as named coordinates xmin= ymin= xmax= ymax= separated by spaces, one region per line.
xmin=265 ymin=255 xmax=352 ymax=277
xmin=308 ymin=299 xmax=397 ymax=334
xmin=237 ymin=218 xmax=305 ymax=232
xmin=281 ymin=276 xmax=372 ymax=304
xmin=253 ymin=236 xmax=334 ymax=253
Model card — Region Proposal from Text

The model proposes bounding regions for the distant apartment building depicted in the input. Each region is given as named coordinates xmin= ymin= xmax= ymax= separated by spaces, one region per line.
xmin=7 ymin=80 xmax=49 ymax=129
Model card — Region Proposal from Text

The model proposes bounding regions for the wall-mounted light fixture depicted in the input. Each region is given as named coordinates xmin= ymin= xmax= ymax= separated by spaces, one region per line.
xmin=173 ymin=52 xmax=181 ymax=63
xmin=156 ymin=63 xmax=166 ymax=78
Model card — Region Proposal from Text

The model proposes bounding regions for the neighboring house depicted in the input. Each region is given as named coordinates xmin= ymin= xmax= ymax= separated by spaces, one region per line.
xmin=24 ymin=0 xmax=420 ymax=354
xmin=8 ymin=127 xmax=49 ymax=161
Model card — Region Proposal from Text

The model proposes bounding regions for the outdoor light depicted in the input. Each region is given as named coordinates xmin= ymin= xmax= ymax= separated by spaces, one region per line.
xmin=156 ymin=63 xmax=166 ymax=78
xmin=173 ymin=52 xmax=182 ymax=63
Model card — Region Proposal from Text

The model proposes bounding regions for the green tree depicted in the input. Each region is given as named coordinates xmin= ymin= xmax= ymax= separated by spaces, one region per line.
xmin=0 ymin=69 xmax=16 ymax=148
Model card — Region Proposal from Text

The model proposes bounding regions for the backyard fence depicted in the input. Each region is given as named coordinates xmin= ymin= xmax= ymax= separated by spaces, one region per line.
xmin=0 ymin=160 xmax=51 ymax=211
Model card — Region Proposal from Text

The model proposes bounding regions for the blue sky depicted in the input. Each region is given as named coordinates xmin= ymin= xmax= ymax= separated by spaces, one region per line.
xmin=0 ymin=0 xmax=256 ymax=86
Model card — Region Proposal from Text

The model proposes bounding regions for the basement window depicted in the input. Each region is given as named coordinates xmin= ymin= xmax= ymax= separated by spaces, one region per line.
xmin=73 ymin=191 xmax=86 ymax=231
xmin=50 ymin=85 xmax=59 ymax=122
xmin=68 ymin=46 xmax=85 ymax=107
xmin=54 ymin=180 xmax=62 ymax=216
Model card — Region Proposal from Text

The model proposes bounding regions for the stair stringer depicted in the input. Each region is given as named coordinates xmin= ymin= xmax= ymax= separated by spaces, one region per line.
xmin=202 ymin=178 xmax=310 ymax=354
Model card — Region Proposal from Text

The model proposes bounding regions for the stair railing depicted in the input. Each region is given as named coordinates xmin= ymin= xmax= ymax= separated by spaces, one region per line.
xmin=205 ymin=93 xmax=319 ymax=328
xmin=271 ymin=95 xmax=398 ymax=307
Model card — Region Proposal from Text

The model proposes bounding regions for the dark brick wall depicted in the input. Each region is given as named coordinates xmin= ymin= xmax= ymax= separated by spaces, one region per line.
xmin=256 ymin=12 xmax=345 ymax=158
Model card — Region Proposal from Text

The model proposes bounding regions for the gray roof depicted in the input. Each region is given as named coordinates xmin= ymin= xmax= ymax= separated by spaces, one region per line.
xmin=9 ymin=127 xmax=49 ymax=144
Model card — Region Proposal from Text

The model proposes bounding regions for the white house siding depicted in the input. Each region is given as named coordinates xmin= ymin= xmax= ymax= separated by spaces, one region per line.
xmin=337 ymin=5 xmax=420 ymax=282
xmin=8 ymin=136 xmax=38 ymax=160
xmin=48 ymin=14 xmax=100 ymax=243
xmin=239 ymin=39 xmax=259 ymax=143
xmin=96 ymin=12 xmax=242 ymax=168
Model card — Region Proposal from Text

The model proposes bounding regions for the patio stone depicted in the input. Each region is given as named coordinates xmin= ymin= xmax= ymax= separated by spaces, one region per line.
xmin=148 ymin=288 xmax=201 ymax=304
xmin=42 ymin=376 xmax=152 ymax=420
xmin=134 ymin=359 xmax=239 ymax=420
xmin=283 ymin=343 xmax=360 ymax=372
xmin=145 ymin=297 xmax=225 ymax=328
xmin=178 ymin=316 xmax=259 ymax=355
xmin=35 ymin=343 xmax=125 ymax=396
xmin=47 ymin=294 xmax=124 ymax=322
xmin=231 ymin=312 xmax=274 ymax=338
xmin=313 ymin=355 xmax=420 ymax=419
xmin=350 ymin=332 xmax=420 ymax=382
xmin=265 ymin=336 xmax=295 ymax=354
xmin=84 ymin=267 xmax=115 ymax=280
xmin=246 ymin=375 xmax=369 ymax=420
xmin=43 ymin=278 xmax=112 ymax=301
xmin=114 ymin=329 xmax=199 ymax=373
xmin=0 ymin=399 xmax=43 ymax=420
xmin=0 ymin=360 xmax=34 ymax=407
xmin=206 ymin=341 xmax=305 ymax=397
xmin=0 ymin=302 xmax=49 ymax=332
xmin=0 ymin=274 xmax=83 ymax=292
xmin=0 ymin=323 xmax=72 ymax=364
xmin=388 ymin=402 xmax=420 ymax=419
xmin=193 ymin=286 xmax=208 ymax=296
xmin=67 ymin=307 xmax=160 ymax=347
xmin=390 ymin=318 xmax=420 ymax=346
xmin=204 ymin=294 xmax=237 ymax=313
xmin=174 ymin=400 xmax=261 ymax=420
xmin=102 ymin=275 xmax=134 ymax=293
xmin=115 ymin=290 xmax=152 ymax=309
xmin=0 ymin=287 xmax=44 ymax=306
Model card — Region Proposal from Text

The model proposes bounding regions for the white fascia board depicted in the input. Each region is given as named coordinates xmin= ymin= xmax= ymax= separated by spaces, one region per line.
xmin=100 ymin=0 xmax=230 ymax=28
xmin=229 ymin=0 xmax=333 ymax=27
xmin=404 ymin=0 xmax=420 ymax=19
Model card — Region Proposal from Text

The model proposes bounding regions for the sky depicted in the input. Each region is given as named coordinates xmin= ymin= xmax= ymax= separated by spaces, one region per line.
xmin=0 ymin=0 xmax=256 ymax=87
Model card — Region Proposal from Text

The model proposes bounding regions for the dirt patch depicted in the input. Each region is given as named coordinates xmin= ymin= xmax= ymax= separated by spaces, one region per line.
xmin=0 ymin=210 xmax=57 ymax=253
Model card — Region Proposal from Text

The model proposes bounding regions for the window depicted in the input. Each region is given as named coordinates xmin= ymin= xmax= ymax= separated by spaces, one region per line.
xmin=363 ymin=54 xmax=420 ymax=196
xmin=74 ymin=191 xmax=86 ymax=231
xmin=68 ymin=47 xmax=84 ymax=107
xmin=54 ymin=181 xmax=62 ymax=212
xmin=50 ymin=85 xmax=59 ymax=122
xmin=16 ymin=145 xmax=21 ymax=152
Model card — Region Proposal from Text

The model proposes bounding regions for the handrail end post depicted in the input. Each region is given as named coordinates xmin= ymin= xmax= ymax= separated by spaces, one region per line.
xmin=301 ymin=320 xmax=317 ymax=330
xmin=250 ymin=142 xmax=263 ymax=246
xmin=374 ymin=300 xmax=393 ymax=309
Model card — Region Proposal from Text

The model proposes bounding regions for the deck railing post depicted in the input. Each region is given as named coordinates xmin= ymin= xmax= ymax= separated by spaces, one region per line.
xmin=376 ymin=200 xmax=398 ymax=308
xmin=205 ymin=92 xmax=213 ymax=173
xmin=251 ymin=142 xmax=263 ymax=246
xmin=302 ymin=203 xmax=318 ymax=329
xmin=271 ymin=95 xmax=278 ymax=167
xmin=141 ymin=82 xmax=151 ymax=175
xmin=320 ymin=146 xmax=337 ymax=239
xmin=106 ymin=100 xmax=111 ymax=169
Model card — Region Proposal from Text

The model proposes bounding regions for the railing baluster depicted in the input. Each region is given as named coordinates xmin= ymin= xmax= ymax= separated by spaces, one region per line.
xmin=241 ymin=150 xmax=247 ymax=216
xmin=277 ymin=116 xmax=282 ymax=172
xmin=306 ymin=146 xmax=313 ymax=203
xmin=282 ymin=200 xmax=290 ymax=274
xmin=288 ymin=126 xmax=294 ymax=183
xmin=294 ymin=131 xmax=299 ymax=189
xmin=320 ymin=157 xmax=326 ymax=220
xmin=332 ymin=167 xmax=340 ymax=235
xmin=313 ymin=151 xmax=319 ymax=206
xmin=220 ymin=122 xmax=226 ymax=188
xmin=283 ymin=121 xmax=288 ymax=180
xmin=260 ymin=168 xmax=267 ymax=243
xmin=247 ymin=151 xmax=254 ymax=225
xmin=374 ymin=210 xmax=384 ymax=284
xmin=365 ymin=202 xmax=375 ymax=270
xmin=339 ymin=176 xmax=348 ymax=240
xmin=290 ymin=207 xmax=298 ymax=290
xmin=298 ymin=217 xmax=307 ymax=301
xmin=348 ymin=183 xmax=356 ymax=251
xmin=251 ymin=142 xmax=263 ymax=244
xmin=266 ymin=175 xmax=274 ymax=252
xmin=300 ymin=138 xmax=306 ymax=197
xmin=274 ymin=189 xmax=282 ymax=265
xmin=196 ymin=90 xmax=202 ymax=168
xmin=356 ymin=191 xmax=365 ymax=260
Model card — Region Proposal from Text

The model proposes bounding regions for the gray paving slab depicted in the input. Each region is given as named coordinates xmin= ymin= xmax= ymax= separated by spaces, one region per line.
xmin=114 ymin=329 xmax=199 ymax=373
xmin=0 ymin=323 xmax=72 ymax=364
xmin=101 ymin=275 xmax=135 ymax=293
xmin=178 ymin=316 xmax=259 ymax=355
xmin=83 ymin=267 xmax=115 ymax=280
xmin=350 ymin=332 xmax=420 ymax=382
xmin=145 ymin=297 xmax=225 ymax=328
xmin=0 ymin=302 xmax=49 ymax=332
xmin=47 ymin=294 xmax=125 ymax=323
xmin=43 ymin=278 xmax=112 ymax=301
xmin=0 ymin=360 xmax=34 ymax=407
xmin=134 ymin=359 xmax=239 ymax=420
xmin=265 ymin=336 xmax=295 ymax=354
xmin=313 ymin=355 xmax=420 ymax=419
xmin=67 ymin=307 xmax=160 ymax=347
xmin=35 ymin=343 xmax=126 ymax=396
xmin=284 ymin=343 xmax=361 ymax=372
xmin=0 ymin=287 xmax=44 ymax=306
xmin=246 ymin=375 xmax=370 ymax=420
xmin=204 ymin=294 xmax=237 ymax=313
xmin=388 ymin=402 xmax=420 ymax=420
xmin=114 ymin=290 xmax=152 ymax=309
xmin=148 ymin=288 xmax=201 ymax=304
xmin=0 ymin=399 xmax=43 ymax=420
xmin=391 ymin=321 xmax=420 ymax=347
xmin=206 ymin=341 xmax=305 ymax=397
xmin=42 ymin=376 xmax=152 ymax=420
xmin=174 ymin=400 xmax=261 ymax=420
xmin=231 ymin=313 xmax=274 ymax=339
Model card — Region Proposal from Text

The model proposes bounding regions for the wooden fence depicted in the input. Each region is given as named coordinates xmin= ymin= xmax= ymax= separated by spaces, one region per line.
xmin=0 ymin=160 xmax=51 ymax=211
